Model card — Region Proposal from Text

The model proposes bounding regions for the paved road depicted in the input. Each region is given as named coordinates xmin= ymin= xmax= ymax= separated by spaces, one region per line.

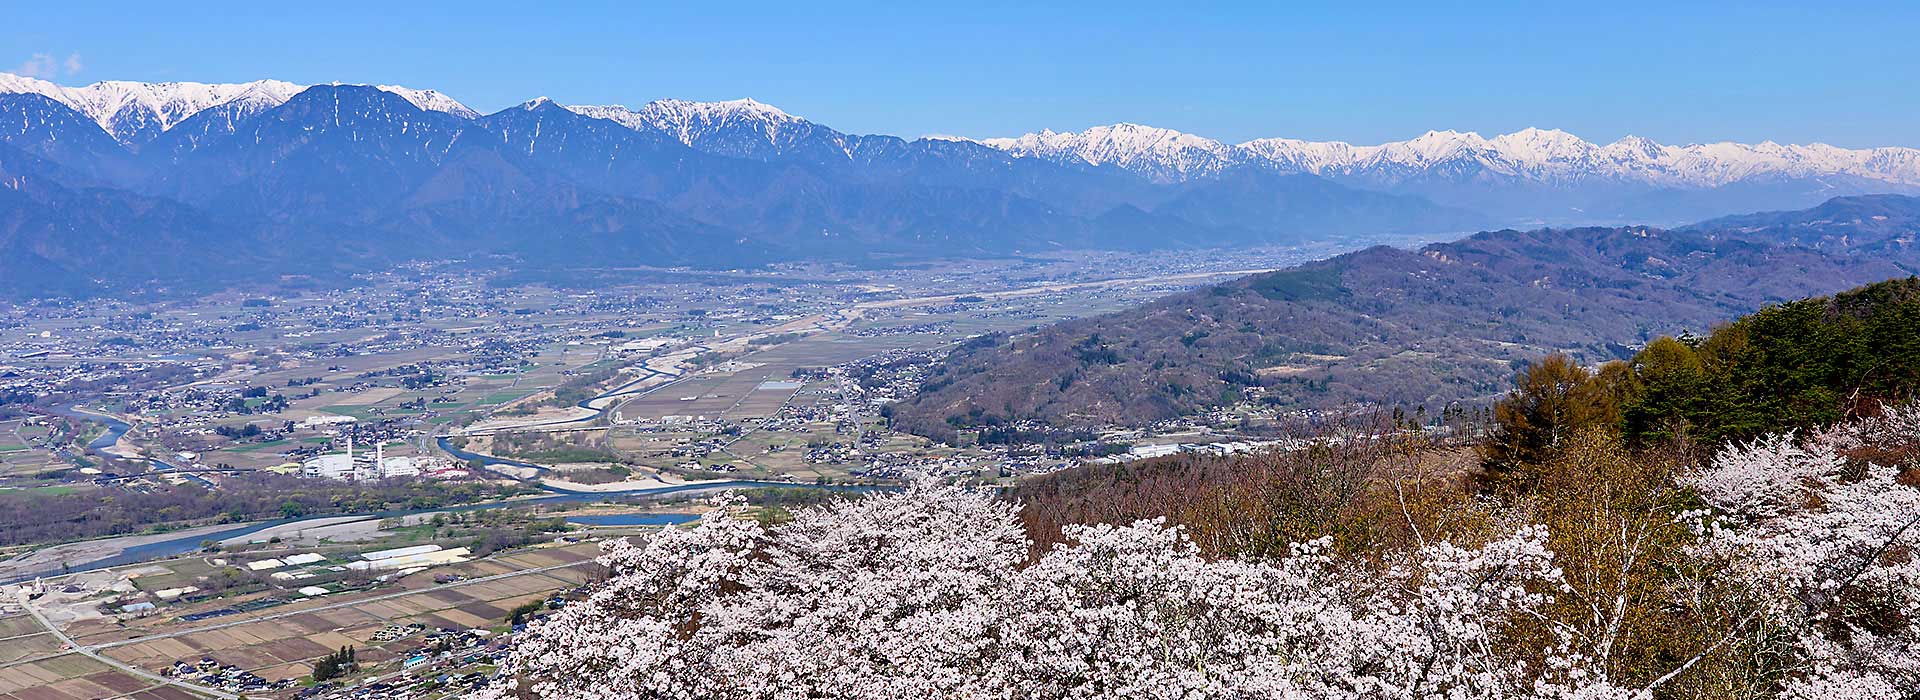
xmin=16 ymin=587 xmax=239 ymax=700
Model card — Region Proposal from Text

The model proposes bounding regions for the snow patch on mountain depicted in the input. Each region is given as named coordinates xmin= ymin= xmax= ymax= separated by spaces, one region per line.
xmin=375 ymin=85 xmax=480 ymax=119
xmin=8 ymin=70 xmax=1917 ymax=192
xmin=0 ymin=72 xmax=300 ymax=141
xmin=565 ymin=98 xmax=806 ymax=147
xmin=988 ymin=123 xmax=1920 ymax=189
xmin=562 ymin=103 xmax=648 ymax=130
xmin=980 ymin=123 xmax=1239 ymax=183
xmin=0 ymin=73 xmax=479 ymax=141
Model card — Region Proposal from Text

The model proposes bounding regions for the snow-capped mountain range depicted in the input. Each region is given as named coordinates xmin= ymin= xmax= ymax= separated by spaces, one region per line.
xmin=0 ymin=73 xmax=475 ymax=143
xmin=981 ymin=123 xmax=1920 ymax=189
xmin=6 ymin=71 xmax=1914 ymax=196
xmin=3 ymin=71 xmax=1920 ymax=298
xmin=567 ymin=98 xmax=803 ymax=145
xmin=563 ymin=98 xmax=863 ymax=161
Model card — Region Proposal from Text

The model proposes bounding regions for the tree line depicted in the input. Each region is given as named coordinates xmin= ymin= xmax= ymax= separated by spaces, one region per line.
xmin=0 ymin=475 xmax=531 ymax=548
xmin=996 ymin=277 xmax=1920 ymax=698
xmin=1483 ymin=276 xmax=1920 ymax=474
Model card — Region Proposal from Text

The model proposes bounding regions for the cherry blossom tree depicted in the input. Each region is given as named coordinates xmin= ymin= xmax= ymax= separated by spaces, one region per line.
xmin=483 ymin=482 xmax=1634 ymax=699
xmin=1685 ymin=404 xmax=1920 ymax=697
xmin=482 ymin=407 xmax=1918 ymax=699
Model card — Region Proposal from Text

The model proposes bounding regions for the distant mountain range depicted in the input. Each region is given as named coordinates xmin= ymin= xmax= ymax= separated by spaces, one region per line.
xmin=1 ymin=72 xmax=1916 ymax=297
xmin=890 ymin=194 xmax=1920 ymax=437
xmin=982 ymin=124 xmax=1920 ymax=222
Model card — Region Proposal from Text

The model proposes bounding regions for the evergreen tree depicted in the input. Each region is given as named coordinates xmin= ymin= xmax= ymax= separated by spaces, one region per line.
xmin=1481 ymin=354 xmax=1618 ymax=479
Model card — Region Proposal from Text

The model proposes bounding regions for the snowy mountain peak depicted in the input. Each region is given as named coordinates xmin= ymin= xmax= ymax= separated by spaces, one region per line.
xmin=983 ymin=124 xmax=1920 ymax=189
xmin=1492 ymin=127 xmax=1586 ymax=150
xmin=1601 ymin=135 xmax=1669 ymax=162
xmin=980 ymin=123 xmax=1236 ymax=183
xmin=0 ymin=72 xmax=81 ymax=105
xmin=1235 ymin=137 xmax=1362 ymax=173
xmin=374 ymin=85 xmax=479 ymax=119
xmin=644 ymin=97 xmax=797 ymax=124
xmin=0 ymin=73 xmax=479 ymax=140
xmin=563 ymin=98 xmax=817 ymax=154
xmin=0 ymin=72 xmax=302 ymax=141
xmin=563 ymin=103 xmax=648 ymax=130
xmin=1367 ymin=129 xmax=1505 ymax=167
xmin=987 ymin=123 xmax=1227 ymax=150
xmin=1487 ymin=128 xmax=1599 ymax=166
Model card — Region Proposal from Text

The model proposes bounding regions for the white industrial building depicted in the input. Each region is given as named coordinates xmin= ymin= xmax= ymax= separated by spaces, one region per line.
xmin=301 ymin=436 xmax=424 ymax=480
xmin=300 ymin=415 xmax=359 ymax=429
xmin=616 ymin=337 xmax=677 ymax=353
xmin=347 ymin=544 xmax=472 ymax=571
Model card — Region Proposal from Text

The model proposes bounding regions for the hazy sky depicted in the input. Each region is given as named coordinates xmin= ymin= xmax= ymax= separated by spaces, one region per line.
xmin=7 ymin=1 xmax=1918 ymax=147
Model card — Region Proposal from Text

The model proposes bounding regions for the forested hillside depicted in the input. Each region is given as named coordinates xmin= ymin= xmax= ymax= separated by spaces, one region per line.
xmin=1685 ymin=192 xmax=1920 ymax=255
xmin=1488 ymin=276 xmax=1920 ymax=458
xmin=491 ymin=402 xmax=1920 ymax=699
xmin=955 ymin=281 xmax=1920 ymax=698
xmin=894 ymin=196 xmax=1920 ymax=439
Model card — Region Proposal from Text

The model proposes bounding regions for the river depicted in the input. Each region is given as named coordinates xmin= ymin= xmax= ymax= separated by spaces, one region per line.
xmin=46 ymin=404 xmax=133 ymax=453
xmin=0 ymin=479 xmax=887 ymax=585
xmin=11 ymin=362 xmax=888 ymax=585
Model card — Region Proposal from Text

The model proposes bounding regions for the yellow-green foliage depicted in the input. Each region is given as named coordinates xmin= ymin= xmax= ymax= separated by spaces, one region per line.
xmin=1620 ymin=277 xmax=1920 ymax=444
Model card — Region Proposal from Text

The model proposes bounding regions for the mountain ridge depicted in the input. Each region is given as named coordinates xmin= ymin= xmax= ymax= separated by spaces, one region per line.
xmin=3 ymin=71 xmax=1919 ymax=299
xmin=890 ymin=195 xmax=1920 ymax=438
xmin=0 ymin=72 xmax=473 ymax=145
xmin=9 ymin=71 xmax=1919 ymax=202
xmin=982 ymin=123 xmax=1920 ymax=190
xmin=0 ymin=79 xmax=1481 ymax=297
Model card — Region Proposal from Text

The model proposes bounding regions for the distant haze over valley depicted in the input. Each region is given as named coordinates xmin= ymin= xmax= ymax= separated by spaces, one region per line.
xmin=894 ymin=193 xmax=1920 ymax=436
xmin=7 ymin=7 xmax=1920 ymax=695
xmin=3 ymin=71 xmax=1919 ymax=297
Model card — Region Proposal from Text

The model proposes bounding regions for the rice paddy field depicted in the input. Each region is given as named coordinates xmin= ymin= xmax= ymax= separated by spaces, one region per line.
xmin=0 ymin=420 xmax=62 ymax=479
xmin=0 ymin=540 xmax=606 ymax=699
xmin=0 ymin=650 xmax=197 ymax=700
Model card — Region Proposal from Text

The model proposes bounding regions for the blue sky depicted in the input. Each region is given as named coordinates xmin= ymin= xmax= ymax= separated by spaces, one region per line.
xmin=6 ymin=1 xmax=1917 ymax=147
